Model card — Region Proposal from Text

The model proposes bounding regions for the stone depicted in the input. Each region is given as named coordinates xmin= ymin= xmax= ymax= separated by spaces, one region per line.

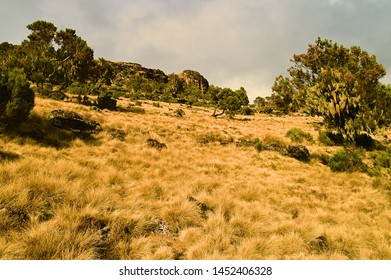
xmin=46 ymin=110 xmax=102 ymax=135
xmin=287 ymin=145 xmax=310 ymax=162
xmin=146 ymin=138 xmax=167 ymax=151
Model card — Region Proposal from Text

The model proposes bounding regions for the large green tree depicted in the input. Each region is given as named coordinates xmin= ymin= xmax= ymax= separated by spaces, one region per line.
xmin=55 ymin=28 xmax=94 ymax=86
xmin=274 ymin=37 xmax=387 ymax=142
xmin=20 ymin=20 xmax=58 ymax=86
xmin=211 ymin=86 xmax=249 ymax=117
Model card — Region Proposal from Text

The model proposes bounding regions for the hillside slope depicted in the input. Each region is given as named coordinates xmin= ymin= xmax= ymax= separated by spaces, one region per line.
xmin=0 ymin=97 xmax=390 ymax=260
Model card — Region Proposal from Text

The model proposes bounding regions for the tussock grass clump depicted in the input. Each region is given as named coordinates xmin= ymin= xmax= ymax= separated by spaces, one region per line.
xmin=196 ymin=132 xmax=233 ymax=145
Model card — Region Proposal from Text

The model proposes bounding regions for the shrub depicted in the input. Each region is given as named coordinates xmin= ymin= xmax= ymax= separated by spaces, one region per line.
xmin=97 ymin=92 xmax=117 ymax=111
xmin=354 ymin=133 xmax=376 ymax=151
xmin=318 ymin=130 xmax=344 ymax=146
xmin=254 ymin=138 xmax=264 ymax=151
xmin=286 ymin=128 xmax=313 ymax=143
xmin=328 ymin=149 xmax=367 ymax=173
xmin=240 ymin=106 xmax=254 ymax=116
xmin=68 ymin=82 xmax=89 ymax=95
xmin=372 ymin=148 xmax=391 ymax=169
xmin=0 ymin=69 xmax=35 ymax=124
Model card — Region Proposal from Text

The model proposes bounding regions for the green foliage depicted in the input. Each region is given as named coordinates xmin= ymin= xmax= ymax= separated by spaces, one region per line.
xmin=68 ymin=82 xmax=89 ymax=95
xmin=0 ymin=69 xmax=35 ymax=124
xmin=211 ymin=87 xmax=249 ymax=117
xmin=371 ymin=148 xmax=391 ymax=169
xmin=96 ymin=92 xmax=117 ymax=111
xmin=240 ymin=106 xmax=254 ymax=115
xmin=274 ymin=37 xmax=387 ymax=144
xmin=254 ymin=138 xmax=264 ymax=151
xmin=328 ymin=149 xmax=367 ymax=173
xmin=286 ymin=128 xmax=313 ymax=143
xmin=318 ymin=130 xmax=345 ymax=146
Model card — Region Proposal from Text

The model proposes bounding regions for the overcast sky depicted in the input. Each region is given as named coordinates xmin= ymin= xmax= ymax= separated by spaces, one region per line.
xmin=1 ymin=0 xmax=391 ymax=101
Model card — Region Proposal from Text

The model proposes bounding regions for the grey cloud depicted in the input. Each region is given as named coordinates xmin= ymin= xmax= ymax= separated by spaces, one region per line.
xmin=1 ymin=0 xmax=391 ymax=101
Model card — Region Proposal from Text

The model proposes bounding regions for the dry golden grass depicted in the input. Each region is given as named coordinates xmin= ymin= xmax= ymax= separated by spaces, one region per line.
xmin=0 ymin=97 xmax=390 ymax=260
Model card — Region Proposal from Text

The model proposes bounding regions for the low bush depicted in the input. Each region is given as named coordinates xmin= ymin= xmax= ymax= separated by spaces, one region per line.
xmin=318 ymin=130 xmax=344 ymax=146
xmin=328 ymin=149 xmax=367 ymax=173
xmin=286 ymin=128 xmax=313 ymax=143
xmin=240 ymin=106 xmax=254 ymax=116
xmin=97 ymin=92 xmax=117 ymax=111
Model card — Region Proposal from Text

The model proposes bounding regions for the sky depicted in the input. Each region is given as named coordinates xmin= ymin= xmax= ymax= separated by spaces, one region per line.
xmin=1 ymin=0 xmax=391 ymax=101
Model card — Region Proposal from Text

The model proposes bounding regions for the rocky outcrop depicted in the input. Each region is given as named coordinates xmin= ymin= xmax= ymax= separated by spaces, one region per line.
xmin=178 ymin=70 xmax=209 ymax=94
xmin=46 ymin=110 xmax=102 ymax=135
xmin=108 ymin=61 xmax=168 ymax=85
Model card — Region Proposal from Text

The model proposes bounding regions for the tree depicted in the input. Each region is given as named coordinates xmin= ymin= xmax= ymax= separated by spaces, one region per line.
xmin=0 ymin=69 xmax=35 ymax=124
xmin=274 ymin=38 xmax=387 ymax=143
xmin=211 ymin=87 xmax=249 ymax=117
xmin=21 ymin=20 xmax=57 ymax=86
xmin=55 ymin=28 xmax=94 ymax=86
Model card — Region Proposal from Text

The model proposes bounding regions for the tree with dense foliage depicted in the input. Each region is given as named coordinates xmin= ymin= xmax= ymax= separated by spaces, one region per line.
xmin=273 ymin=37 xmax=388 ymax=143
xmin=211 ymin=86 xmax=249 ymax=117
xmin=20 ymin=20 xmax=58 ymax=86
xmin=0 ymin=69 xmax=34 ymax=124
xmin=55 ymin=28 xmax=94 ymax=86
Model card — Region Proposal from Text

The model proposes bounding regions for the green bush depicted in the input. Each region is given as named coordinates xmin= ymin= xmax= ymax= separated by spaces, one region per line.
xmin=318 ymin=130 xmax=344 ymax=146
xmin=371 ymin=148 xmax=391 ymax=168
xmin=68 ymin=82 xmax=89 ymax=95
xmin=286 ymin=128 xmax=313 ymax=143
xmin=328 ymin=149 xmax=367 ymax=173
xmin=0 ymin=69 xmax=35 ymax=124
xmin=254 ymin=138 xmax=264 ymax=151
xmin=241 ymin=106 xmax=254 ymax=116
xmin=97 ymin=92 xmax=117 ymax=111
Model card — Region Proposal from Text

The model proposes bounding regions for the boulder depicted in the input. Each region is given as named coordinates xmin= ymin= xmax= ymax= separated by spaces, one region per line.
xmin=287 ymin=145 xmax=310 ymax=162
xmin=46 ymin=110 xmax=102 ymax=134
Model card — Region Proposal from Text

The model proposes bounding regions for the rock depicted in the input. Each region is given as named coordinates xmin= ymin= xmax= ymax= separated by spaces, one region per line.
xmin=175 ymin=108 xmax=185 ymax=118
xmin=264 ymin=143 xmax=289 ymax=155
xmin=108 ymin=61 xmax=168 ymax=85
xmin=235 ymin=139 xmax=255 ymax=148
xmin=46 ymin=110 xmax=102 ymax=135
xmin=146 ymin=138 xmax=167 ymax=151
xmin=178 ymin=70 xmax=209 ymax=94
xmin=0 ymin=150 xmax=20 ymax=161
xmin=287 ymin=145 xmax=310 ymax=162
